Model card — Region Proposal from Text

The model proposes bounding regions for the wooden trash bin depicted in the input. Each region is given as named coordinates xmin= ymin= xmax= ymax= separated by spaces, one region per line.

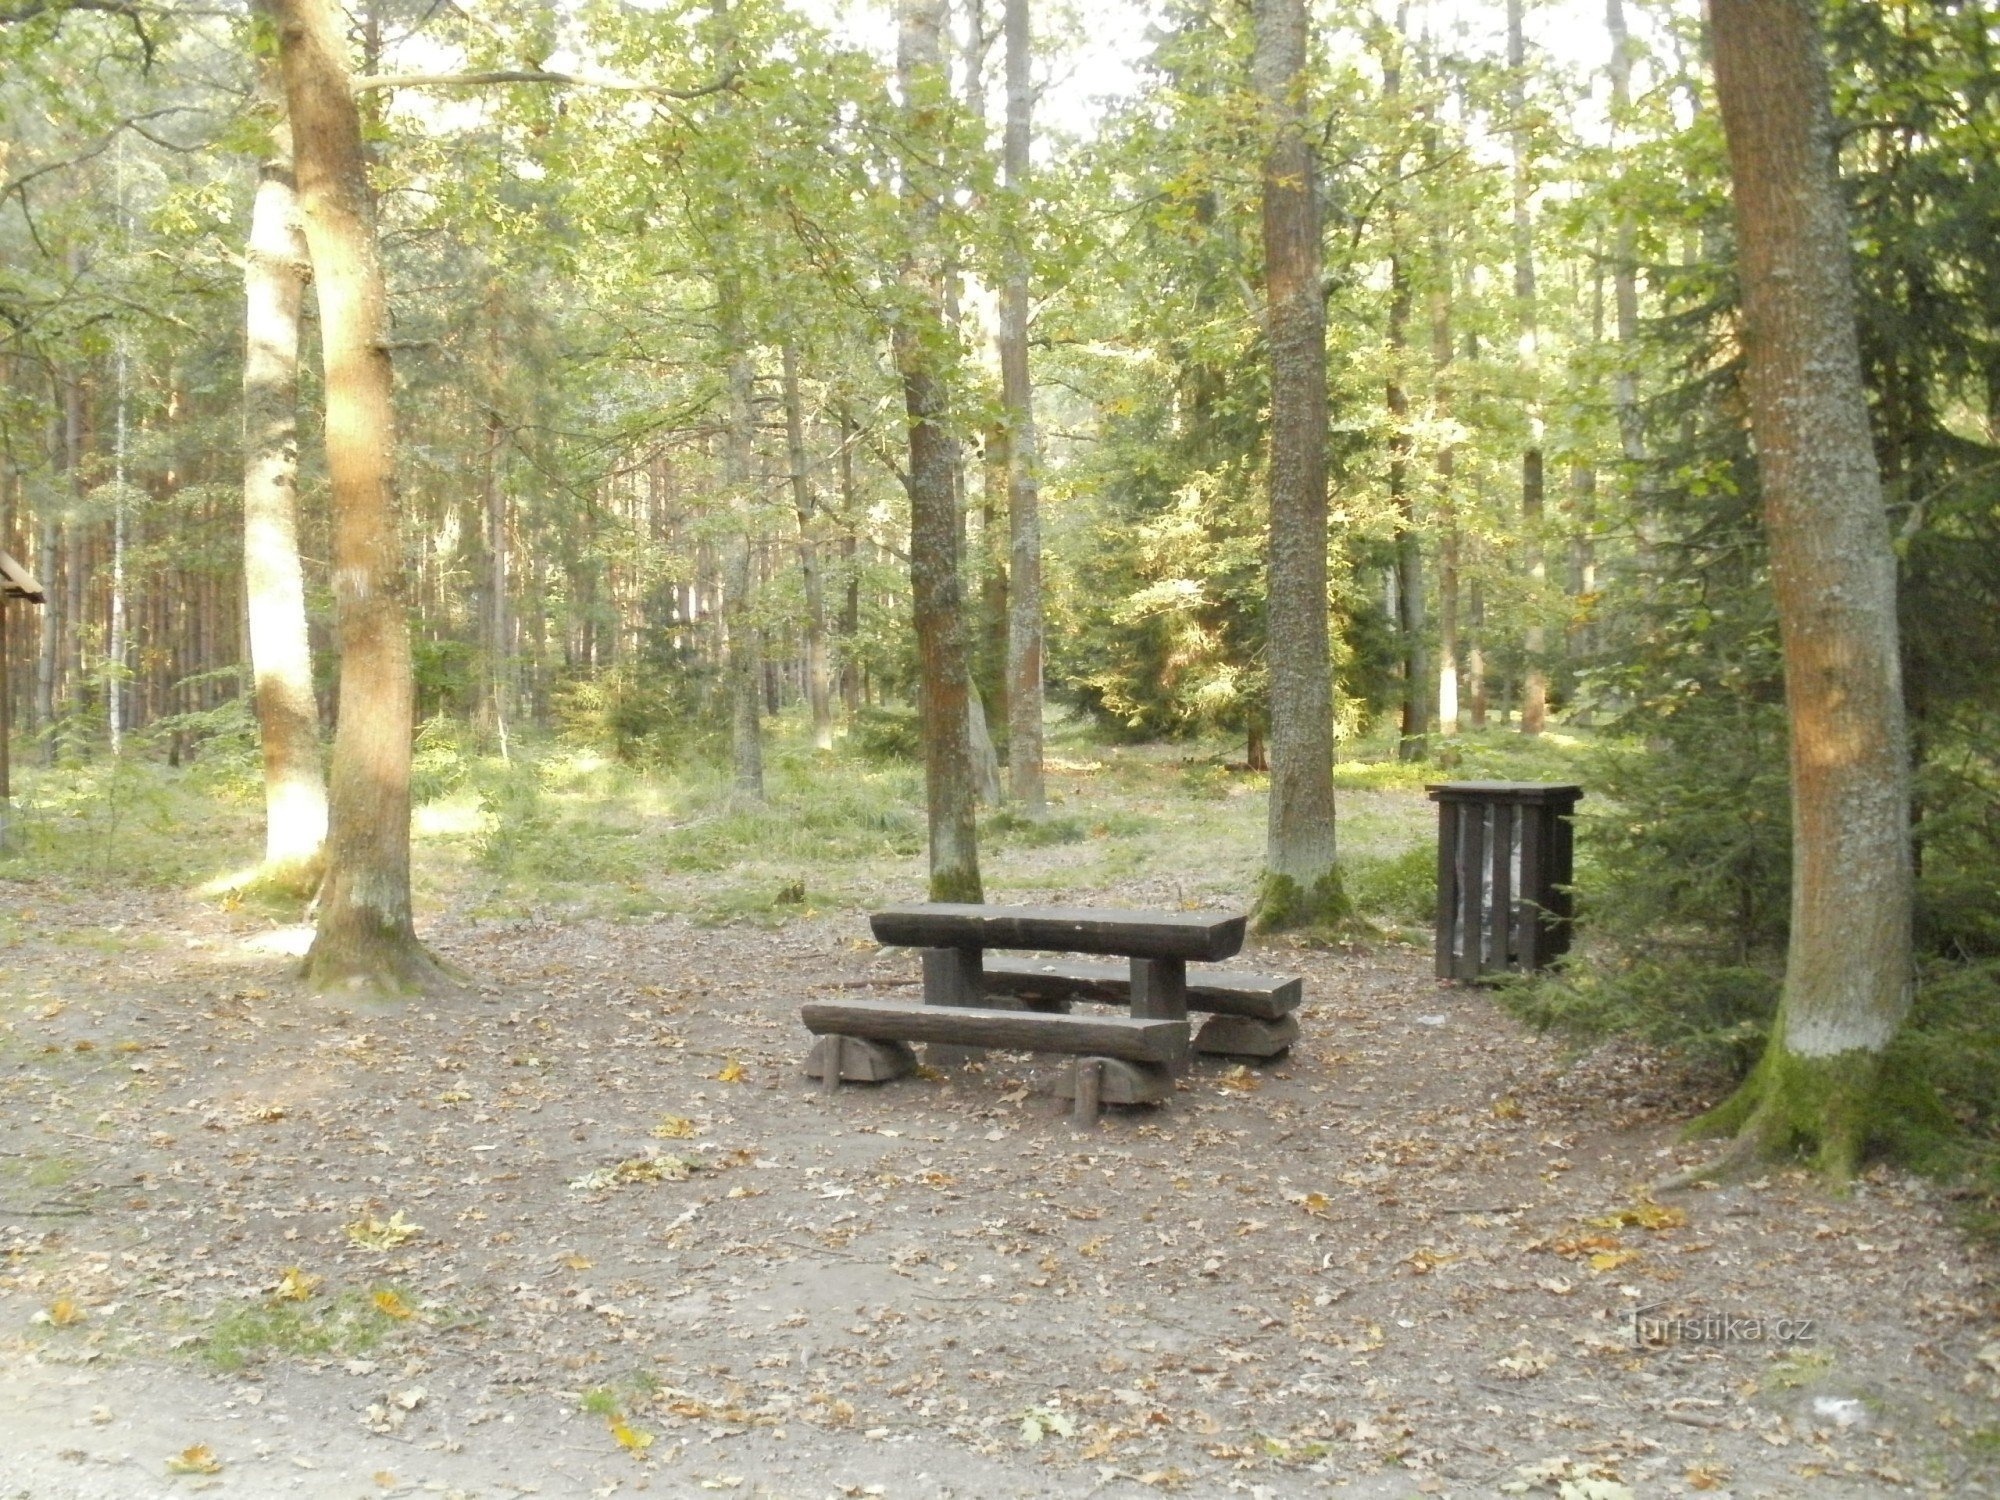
xmin=1427 ymin=781 xmax=1581 ymax=981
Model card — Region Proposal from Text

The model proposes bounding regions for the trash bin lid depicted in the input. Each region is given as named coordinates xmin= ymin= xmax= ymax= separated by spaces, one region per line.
xmin=1424 ymin=781 xmax=1583 ymax=803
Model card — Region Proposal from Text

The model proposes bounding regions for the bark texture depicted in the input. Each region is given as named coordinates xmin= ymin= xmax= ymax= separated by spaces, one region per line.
xmin=1253 ymin=0 xmax=1342 ymax=928
xmin=1690 ymin=0 xmax=1914 ymax=1178
xmin=897 ymin=0 xmax=982 ymax=902
xmin=242 ymin=31 xmax=329 ymax=877
xmin=999 ymin=0 xmax=1045 ymax=811
xmin=274 ymin=0 xmax=449 ymax=994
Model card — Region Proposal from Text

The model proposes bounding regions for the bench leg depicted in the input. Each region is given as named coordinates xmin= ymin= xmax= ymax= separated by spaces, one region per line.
xmin=807 ymin=1035 xmax=917 ymax=1089
xmin=1194 ymin=1012 xmax=1301 ymax=1059
xmin=923 ymin=945 xmax=986 ymax=1069
xmin=1071 ymin=1058 xmax=1102 ymax=1129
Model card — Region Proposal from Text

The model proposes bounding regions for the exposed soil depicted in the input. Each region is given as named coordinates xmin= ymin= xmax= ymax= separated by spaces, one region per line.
xmin=2 ymin=874 xmax=1996 ymax=1499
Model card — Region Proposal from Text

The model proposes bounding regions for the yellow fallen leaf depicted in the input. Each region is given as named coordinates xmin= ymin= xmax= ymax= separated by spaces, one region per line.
xmin=1588 ymin=1197 xmax=1688 ymax=1232
xmin=1216 ymin=1066 xmax=1260 ymax=1093
xmin=274 ymin=1267 xmax=321 ymax=1302
xmin=44 ymin=1298 xmax=86 ymax=1327
xmin=609 ymin=1415 xmax=655 ymax=1454
xmin=652 ymin=1115 xmax=698 ymax=1139
xmin=1300 ymin=1192 xmax=1333 ymax=1218
xmin=1590 ymin=1248 xmax=1643 ymax=1273
xmin=564 ymin=1253 xmax=594 ymax=1270
xmin=714 ymin=1059 xmax=747 ymax=1084
xmin=1687 ymin=1464 xmax=1730 ymax=1492
xmin=166 ymin=1443 xmax=223 ymax=1475
xmin=345 ymin=1211 xmax=423 ymax=1250
xmin=372 ymin=1289 xmax=415 ymax=1320
xmin=1491 ymin=1096 xmax=1524 ymax=1120
xmin=374 ymin=1471 xmax=398 ymax=1489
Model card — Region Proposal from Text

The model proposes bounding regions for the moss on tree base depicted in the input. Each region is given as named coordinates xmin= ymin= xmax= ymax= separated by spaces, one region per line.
xmin=1253 ymin=869 xmax=1351 ymax=935
xmin=302 ymin=920 xmax=461 ymax=999
xmin=928 ymin=866 xmax=985 ymax=905
xmin=1676 ymin=1028 xmax=1951 ymax=1186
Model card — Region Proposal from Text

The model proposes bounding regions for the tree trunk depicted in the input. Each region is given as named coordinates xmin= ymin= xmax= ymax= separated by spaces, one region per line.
xmin=1467 ymin=575 xmax=1487 ymax=728
xmin=836 ymin=404 xmax=863 ymax=714
xmin=1000 ymin=0 xmax=1046 ymax=811
xmin=1383 ymin=27 xmax=1427 ymax=763
xmin=1388 ymin=250 xmax=1427 ymax=760
xmin=36 ymin=397 xmax=63 ymax=757
xmin=897 ymin=0 xmax=981 ymax=903
xmin=1431 ymin=204 xmax=1459 ymax=737
xmin=1686 ymin=0 xmax=1914 ymax=1180
xmin=1508 ymin=0 xmax=1548 ymax=736
xmin=273 ymin=0 xmax=449 ymax=994
xmin=719 ymin=281 xmax=764 ymax=799
xmin=242 ymin=29 xmax=329 ymax=877
xmin=783 ymin=343 xmax=834 ymax=751
xmin=1252 ymin=0 xmax=1343 ymax=929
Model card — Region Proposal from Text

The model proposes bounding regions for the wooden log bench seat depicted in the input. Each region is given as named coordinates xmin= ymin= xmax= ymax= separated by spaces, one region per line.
xmin=978 ymin=956 xmax=1303 ymax=1057
xmin=801 ymin=902 xmax=1306 ymax=1125
xmin=801 ymin=999 xmax=1186 ymax=1125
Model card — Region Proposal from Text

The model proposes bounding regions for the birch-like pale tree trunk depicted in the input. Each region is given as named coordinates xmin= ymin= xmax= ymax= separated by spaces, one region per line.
xmin=897 ymin=0 xmax=981 ymax=903
xmin=273 ymin=0 xmax=451 ymax=993
xmin=242 ymin=20 xmax=328 ymax=875
xmin=1683 ymin=0 xmax=1914 ymax=1180
xmin=1253 ymin=0 xmax=1343 ymax=928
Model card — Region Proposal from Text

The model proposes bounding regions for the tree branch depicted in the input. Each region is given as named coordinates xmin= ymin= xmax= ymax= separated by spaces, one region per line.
xmin=351 ymin=65 xmax=739 ymax=101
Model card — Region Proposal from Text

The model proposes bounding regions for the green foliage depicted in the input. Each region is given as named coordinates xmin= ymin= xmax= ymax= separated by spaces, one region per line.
xmin=848 ymin=706 xmax=922 ymax=762
xmin=553 ymin=667 xmax=725 ymax=768
xmin=1343 ymin=845 xmax=1436 ymax=928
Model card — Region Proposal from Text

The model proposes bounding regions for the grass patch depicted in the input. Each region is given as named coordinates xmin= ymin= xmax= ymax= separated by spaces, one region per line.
xmin=199 ymin=1288 xmax=401 ymax=1373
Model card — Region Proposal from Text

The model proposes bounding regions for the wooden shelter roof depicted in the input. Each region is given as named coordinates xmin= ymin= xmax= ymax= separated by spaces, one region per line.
xmin=0 ymin=551 xmax=45 ymax=604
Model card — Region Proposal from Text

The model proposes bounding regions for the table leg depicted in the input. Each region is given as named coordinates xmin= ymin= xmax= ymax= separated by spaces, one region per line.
xmin=922 ymin=945 xmax=984 ymax=1068
xmin=1131 ymin=957 xmax=1189 ymax=1073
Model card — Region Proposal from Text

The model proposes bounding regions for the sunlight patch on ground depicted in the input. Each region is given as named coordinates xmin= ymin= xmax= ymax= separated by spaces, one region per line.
xmin=238 ymin=926 xmax=314 ymax=958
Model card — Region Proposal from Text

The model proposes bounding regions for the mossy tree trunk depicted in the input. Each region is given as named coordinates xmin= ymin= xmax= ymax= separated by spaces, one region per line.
xmin=1252 ymin=0 xmax=1343 ymax=930
xmin=1687 ymin=0 xmax=1914 ymax=1179
xmin=274 ymin=0 xmax=450 ymax=995
xmin=897 ymin=0 xmax=981 ymax=903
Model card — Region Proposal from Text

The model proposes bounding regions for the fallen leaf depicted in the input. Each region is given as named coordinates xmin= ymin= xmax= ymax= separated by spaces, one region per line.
xmin=652 ymin=1115 xmax=698 ymax=1139
xmin=714 ymin=1059 xmax=747 ymax=1083
xmin=274 ymin=1267 xmax=321 ymax=1302
xmin=345 ymin=1211 xmax=423 ymax=1250
xmin=372 ymin=1289 xmax=416 ymax=1320
xmin=166 ymin=1444 xmax=223 ymax=1475
xmin=40 ymin=1298 xmax=86 ymax=1327
xmin=609 ymin=1415 xmax=655 ymax=1454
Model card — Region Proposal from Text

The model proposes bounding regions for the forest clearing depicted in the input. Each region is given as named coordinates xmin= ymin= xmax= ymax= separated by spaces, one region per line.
xmin=0 ymin=721 xmax=1992 ymax=1497
xmin=4 ymin=0 xmax=2000 ymax=1492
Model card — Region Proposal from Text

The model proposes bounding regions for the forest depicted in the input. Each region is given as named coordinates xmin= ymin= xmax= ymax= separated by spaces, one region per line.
xmin=1 ymin=0 xmax=1998 ymax=1492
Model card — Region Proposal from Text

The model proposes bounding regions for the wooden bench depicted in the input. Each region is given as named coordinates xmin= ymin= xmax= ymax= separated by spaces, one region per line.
xmin=867 ymin=903 xmax=1248 ymax=1045
xmin=978 ymin=956 xmax=1303 ymax=1058
xmin=801 ymin=998 xmax=1188 ymax=1126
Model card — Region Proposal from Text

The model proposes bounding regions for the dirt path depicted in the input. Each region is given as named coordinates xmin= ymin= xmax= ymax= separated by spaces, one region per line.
xmin=2 ymin=881 xmax=1995 ymax=1498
